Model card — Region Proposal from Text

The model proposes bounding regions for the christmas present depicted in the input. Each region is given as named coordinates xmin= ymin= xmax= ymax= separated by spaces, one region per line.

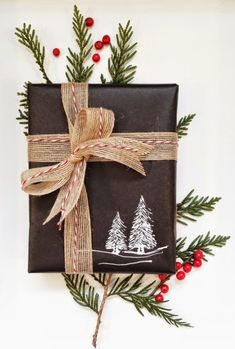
xmin=22 ymin=83 xmax=178 ymax=274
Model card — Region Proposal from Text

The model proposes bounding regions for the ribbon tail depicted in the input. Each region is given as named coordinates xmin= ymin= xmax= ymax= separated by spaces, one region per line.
xmin=64 ymin=186 xmax=93 ymax=273
xmin=43 ymin=160 xmax=87 ymax=225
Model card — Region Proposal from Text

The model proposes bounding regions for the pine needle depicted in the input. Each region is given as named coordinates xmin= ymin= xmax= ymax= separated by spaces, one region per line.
xmin=90 ymin=273 xmax=106 ymax=286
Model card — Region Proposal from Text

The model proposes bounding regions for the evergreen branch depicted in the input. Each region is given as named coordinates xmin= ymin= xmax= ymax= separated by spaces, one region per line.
xmin=177 ymin=189 xmax=221 ymax=225
xmin=90 ymin=273 xmax=106 ymax=286
xmin=66 ymin=5 xmax=94 ymax=82
xmin=107 ymin=274 xmax=190 ymax=327
xmin=130 ymin=299 xmax=191 ymax=327
xmin=15 ymin=24 xmax=51 ymax=83
xmin=16 ymin=82 xmax=29 ymax=136
xmin=101 ymin=20 xmax=137 ymax=84
xmin=177 ymin=114 xmax=195 ymax=139
xmin=176 ymin=232 xmax=230 ymax=262
xmin=62 ymin=273 xmax=99 ymax=314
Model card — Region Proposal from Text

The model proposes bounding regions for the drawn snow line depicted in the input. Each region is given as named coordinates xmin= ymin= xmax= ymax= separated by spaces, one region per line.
xmin=91 ymin=248 xmax=165 ymax=258
xmin=98 ymin=260 xmax=153 ymax=266
xmin=122 ymin=246 xmax=168 ymax=255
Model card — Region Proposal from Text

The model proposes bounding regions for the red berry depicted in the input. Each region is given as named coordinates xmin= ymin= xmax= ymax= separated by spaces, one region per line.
xmin=92 ymin=53 xmax=100 ymax=62
xmin=155 ymin=293 xmax=164 ymax=302
xmin=158 ymin=273 xmax=168 ymax=281
xmin=102 ymin=35 xmax=111 ymax=45
xmin=194 ymin=250 xmax=204 ymax=260
xmin=176 ymin=271 xmax=186 ymax=280
xmin=52 ymin=48 xmax=60 ymax=57
xmin=176 ymin=261 xmax=182 ymax=270
xmin=183 ymin=263 xmax=192 ymax=273
xmin=160 ymin=284 xmax=169 ymax=294
xmin=193 ymin=259 xmax=202 ymax=268
xmin=85 ymin=17 xmax=94 ymax=27
xmin=94 ymin=41 xmax=103 ymax=50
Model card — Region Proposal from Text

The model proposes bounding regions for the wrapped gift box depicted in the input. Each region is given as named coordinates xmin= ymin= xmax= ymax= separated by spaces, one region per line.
xmin=27 ymin=83 xmax=178 ymax=273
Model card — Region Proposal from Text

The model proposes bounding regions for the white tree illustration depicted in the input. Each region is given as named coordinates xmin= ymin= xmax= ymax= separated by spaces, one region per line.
xmin=105 ymin=212 xmax=127 ymax=254
xmin=128 ymin=195 xmax=157 ymax=254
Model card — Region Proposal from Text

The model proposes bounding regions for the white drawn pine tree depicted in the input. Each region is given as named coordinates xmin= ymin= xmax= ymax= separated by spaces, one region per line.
xmin=105 ymin=212 xmax=127 ymax=255
xmin=128 ymin=195 xmax=157 ymax=254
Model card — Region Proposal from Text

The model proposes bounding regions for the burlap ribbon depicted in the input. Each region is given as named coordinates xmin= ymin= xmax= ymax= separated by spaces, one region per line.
xmin=21 ymin=82 xmax=178 ymax=273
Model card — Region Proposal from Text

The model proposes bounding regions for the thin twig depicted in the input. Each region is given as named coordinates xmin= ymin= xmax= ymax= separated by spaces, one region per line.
xmin=92 ymin=273 xmax=112 ymax=347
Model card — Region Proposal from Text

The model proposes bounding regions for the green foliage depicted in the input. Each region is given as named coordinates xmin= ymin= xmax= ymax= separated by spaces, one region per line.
xmin=107 ymin=274 xmax=191 ymax=326
xmin=142 ymin=302 xmax=192 ymax=327
xmin=15 ymin=24 xmax=51 ymax=83
xmin=101 ymin=20 xmax=137 ymax=84
xmin=177 ymin=189 xmax=221 ymax=225
xmin=91 ymin=273 xmax=106 ymax=286
xmin=177 ymin=114 xmax=195 ymax=138
xmin=16 ymin=82 xmax=29 ymax=136
xmin=108 ymin=274 xmax=154 ymax=298
xmin=176 ymin=232 xmax=230 ymax=262
xmin=63 ymin=273 xmax=190 ymax=327
xmin=108 ymin=275 xmax=187 ymax=325
xmin=66 ymin=5 xmax=94 ymax=82
xmin=63 ymin=273 xmax=99 ymax=314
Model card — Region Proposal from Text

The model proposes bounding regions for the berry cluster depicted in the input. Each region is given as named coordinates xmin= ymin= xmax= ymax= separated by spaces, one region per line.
xmin=52 ymin=16 xmax=111 ymax=62
xmin=155 ymin=250 xmax=204 ymax=303
xmin=87 ymin=15 xmax=111 ymax=63
xmin=92 ymin=34 xmax=110 ymax=62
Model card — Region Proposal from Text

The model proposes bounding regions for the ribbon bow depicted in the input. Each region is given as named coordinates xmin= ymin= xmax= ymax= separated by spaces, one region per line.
xmin=21 ymin=83 xmax=153 ymax=273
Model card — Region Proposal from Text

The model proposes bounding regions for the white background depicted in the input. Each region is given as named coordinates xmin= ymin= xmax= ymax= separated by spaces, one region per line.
xmin=0 ymin=0 xmax=235 ymax=348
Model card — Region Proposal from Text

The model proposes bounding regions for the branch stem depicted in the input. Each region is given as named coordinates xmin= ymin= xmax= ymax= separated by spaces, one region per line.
xmin=92 ymin=273 xmax=112 ymax=348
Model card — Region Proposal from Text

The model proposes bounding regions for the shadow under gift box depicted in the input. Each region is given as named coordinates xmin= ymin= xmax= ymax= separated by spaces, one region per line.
xmin=27 ymin=84 xmax=178 ymax=274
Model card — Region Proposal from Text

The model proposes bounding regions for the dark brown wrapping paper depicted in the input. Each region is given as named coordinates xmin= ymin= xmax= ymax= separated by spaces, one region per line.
xmin=28 ymin=84 xmax=178 ymax=274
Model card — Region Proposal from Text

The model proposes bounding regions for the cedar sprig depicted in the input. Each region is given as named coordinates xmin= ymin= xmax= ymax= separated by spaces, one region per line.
xmin=16 ymin=82 xmax=29 ymax=136
xmin=64 ymin=273 xmax=190 ymax=328
xmin=15 ymin=24 xmax=51 ymax=83
xmin=141 ymin=302 xmax=191 ymax=327
xmin=101 ymin=20 xmax=137 ymax=84
xmin=106 ymin=274 xmax=190 ymax=327
xmin=114 ymin=287 xmax=191 ymax=327
xmin=63 ymin=273 xmax=99 ymax=314
xmin=177 ymin=189 xmax=221 ymax=225
xmin=177 ymin=114 xmax=195 ymax=138
xmin=66 ymin=5 xmax=94 ymax=82
xmin=176 ymin=232 xmax=230 ymax=262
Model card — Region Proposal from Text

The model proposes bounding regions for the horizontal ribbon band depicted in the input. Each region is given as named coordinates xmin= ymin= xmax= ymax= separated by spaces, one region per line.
xmin=27 ymin=132 xmax=178 ymax=162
